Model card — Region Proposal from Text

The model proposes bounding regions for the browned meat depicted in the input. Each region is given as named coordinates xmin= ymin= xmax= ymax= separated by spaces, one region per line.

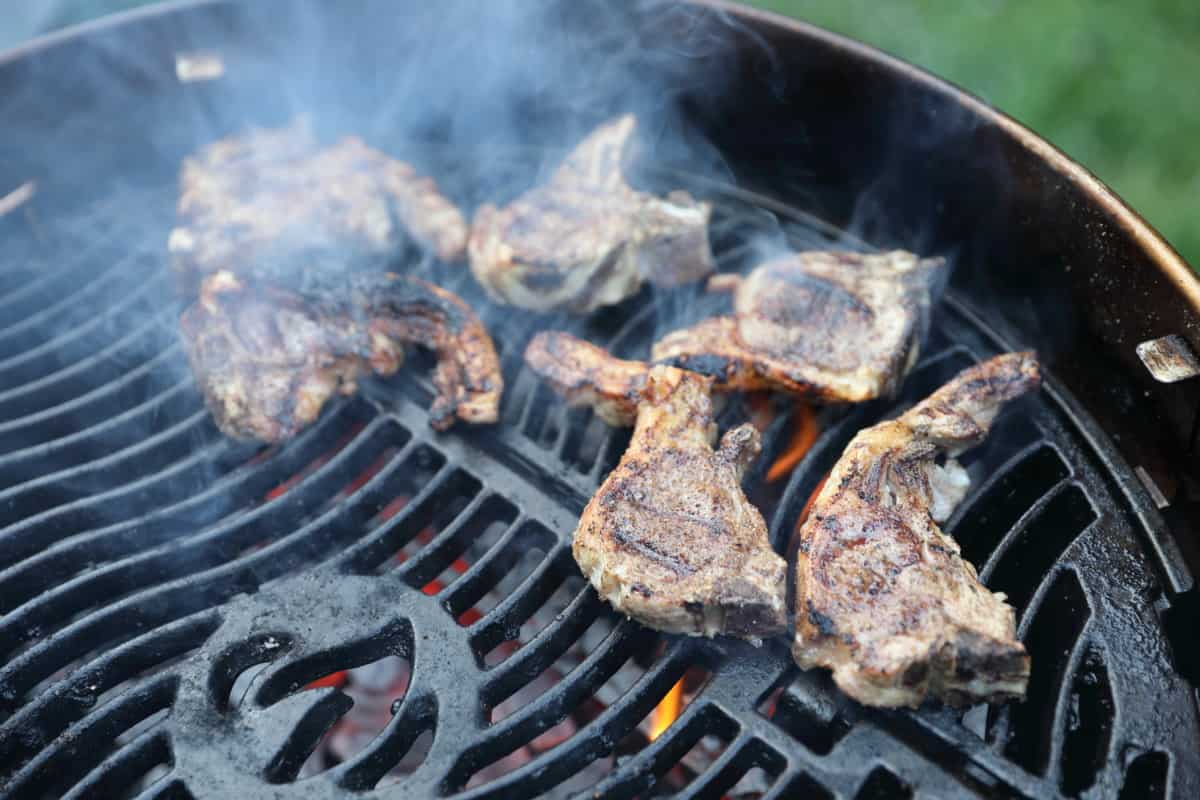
xmin=792 ymin=352 xmax=1041 ymax=708
xmin=523 ymin=331 xmax=650 ymax=427
xmin=652 ymin=250 xmax=944 ymax=402
xmin=180 ymin=270 xmax=501 ymax=443
xmin=468 ymin=115 xmax=714 ymax=312
xmin=168 ymin=118 xmax=468 ymax=296
xmin=556 ymin=355 xmax=786 ymax=640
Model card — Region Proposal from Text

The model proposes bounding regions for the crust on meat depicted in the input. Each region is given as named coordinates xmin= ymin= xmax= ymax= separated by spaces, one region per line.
xmin=792 ymin=352 xmax=1041 ymax=707
xmin=653 ymin=250 xmax=944 ymax=402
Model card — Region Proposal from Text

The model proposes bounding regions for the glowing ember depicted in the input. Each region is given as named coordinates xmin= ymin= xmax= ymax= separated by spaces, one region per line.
xmin=307 ymin=671 xmax=348 ymax=690
xmin=648 ymin=678 xmax=684 ymax=741
xmin=263 ymin=424 xmax=365 ymax=500
xmin=765 ymin=404 xmax=818 ymax=483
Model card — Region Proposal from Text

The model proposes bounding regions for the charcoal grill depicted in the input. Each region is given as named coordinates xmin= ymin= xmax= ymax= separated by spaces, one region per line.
xmin=1 ymin=1 xmax=1198 ymax=798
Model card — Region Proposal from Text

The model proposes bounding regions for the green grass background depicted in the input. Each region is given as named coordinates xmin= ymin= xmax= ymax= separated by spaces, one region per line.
xmin=748 ymin=1 xmax=1200 ymax=267
xmin=13 ymin=1 xmax=1197 ymax=266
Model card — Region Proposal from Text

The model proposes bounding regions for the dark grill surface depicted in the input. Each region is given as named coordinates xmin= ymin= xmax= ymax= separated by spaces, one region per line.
xmin=0 ymin=164 xmax=1197 ymax=800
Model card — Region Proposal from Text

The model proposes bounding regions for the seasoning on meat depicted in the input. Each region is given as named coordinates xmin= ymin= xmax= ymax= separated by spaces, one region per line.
xmin=524 ymin=331 xmax=649 ymax=427
xmin=792 ymin=352 xmax=1041 ymax=708
xmin=652 ymin=250 xmax=944 ymax=402
xmin=169 ymin=118 xmax=468 ymax=296
xmin=524 ymin=336 xmax=786 ymax=640
xmin=468 ymin=114 xmax=714 ymax=312
xmin=181 ymin=270 xmax=501 ymax=443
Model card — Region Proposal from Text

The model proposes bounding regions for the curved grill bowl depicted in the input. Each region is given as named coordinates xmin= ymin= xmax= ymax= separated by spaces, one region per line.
xmin=0 ymin=1 xmax=1197 ymax=798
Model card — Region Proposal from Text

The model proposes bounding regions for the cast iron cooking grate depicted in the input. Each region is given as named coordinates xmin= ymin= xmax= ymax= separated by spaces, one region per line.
xmin=0 ymin=167 xmax=1196 ymax=800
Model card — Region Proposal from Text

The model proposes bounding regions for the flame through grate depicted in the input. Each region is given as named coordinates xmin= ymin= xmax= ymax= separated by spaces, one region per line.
xmin=0 ymin=152 xmax=1196 ymax=800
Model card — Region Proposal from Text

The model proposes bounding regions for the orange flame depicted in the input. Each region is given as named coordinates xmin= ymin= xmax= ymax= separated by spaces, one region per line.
xmin=648 ymin=678 xmax=684 ymax=741
xmin=765 ymin=404 xmax=819 ymax=483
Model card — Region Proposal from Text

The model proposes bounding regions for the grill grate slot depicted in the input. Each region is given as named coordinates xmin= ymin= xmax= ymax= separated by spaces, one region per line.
xmin=334 ymin=697 xmax=436 ymax=790
xmin=657 ymin=713 xmax=741 ymax=798
xmin=481 ymin=572 xmax=588 ymax=669
xmin=1059 ymin=646 xmax=1115 ymax=796
xmin=129 ymin=776 xmax=192 ymax=800
xmin=459 ymin=633 xmax=691 ymax=797
xmin=443 ymin=521 xmax=556 ymax=628
xmin=854 ymin=767 xmax=913 ymax=800
xmin=478 ymin=590 xmax=608 ymax=709
xmin=398 ymin=494 xmax=519 ymax=595
xmin=984 ymin=485 xmax=1097 ymax=617
xmin=1001 ymin=569 xmax=1091 ymax=774
xmin=771 ymin=772 xmax=835 ymax=800
xmin=1118 ymin=751 xmax=1170 ymax=800
xmin=756 ymin=669 xmax=851 ymax=756
xmin=946 ymin=444 xmax=1070 ymax=567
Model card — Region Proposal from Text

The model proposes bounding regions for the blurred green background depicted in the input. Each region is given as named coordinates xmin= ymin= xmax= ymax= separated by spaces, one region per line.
xmin=750 ymin=1 xmax=1200 ymax=267
xmin=6 ymin=1 xmax=1196 ymax=266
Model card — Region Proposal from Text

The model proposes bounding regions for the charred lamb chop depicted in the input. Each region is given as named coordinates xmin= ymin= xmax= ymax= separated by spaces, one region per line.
xmin=181 ymin=270 xmax=501 ymax=443
xmin=469 ymin=114 xmax=714 ymax=312
xmin=652 ymin=250 xmax=943 ymax=402
xmin=169 ymin=118 xmax=468 ymax=296
xmin=792 ymin=352 xmax=1041 ymax=708
xmin=525 ymin=336 xmax=787 ymax=640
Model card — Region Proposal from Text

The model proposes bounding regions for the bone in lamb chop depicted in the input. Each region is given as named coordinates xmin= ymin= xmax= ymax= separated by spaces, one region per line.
xmin=525 ymin=334 xmax=787 ymax=640
xmin=168 ymin=118 xmax=468 ymax=297
xmin=792 ymin=352 xmax=1041 ymax=708
xmin=524 ymin=331 xmax=650 ymax=427
xmin=181 ymin=270 xmax=502 ymax=443
xmin=652 ymin=250 xmax=944 ymax=403
xmin=468 ymin=114 xmax=715 ymax=312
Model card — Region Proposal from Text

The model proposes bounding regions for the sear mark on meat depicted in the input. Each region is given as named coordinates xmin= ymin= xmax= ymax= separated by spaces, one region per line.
xmin=468 ymin=114 xmax=715 ymax=313
xmin=652 ymin=250 xmax=944 ymax=402
xmin=181 ymin=270 xmax=501 ymax=443
xmin=168 ymin=118 xmax=468 ymax=296
xmin=792 ymin=352 xmax=1041 ymax=708
xmin=557 ymin=355 xmax=786 ymax=641
xmin=524 ymin=331 xmax=650 ymax=427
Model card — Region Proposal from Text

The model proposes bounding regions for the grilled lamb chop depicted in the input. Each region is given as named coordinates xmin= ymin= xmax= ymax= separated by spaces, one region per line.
xmin=576 ymin=366 xmax=787 ymax=639
xmin=528 ymin=333 xmax=786 ymax=639
xmin=524 ymin=331 xmax=649 ymax=427
xmin=169 ymin=119 xmax=468 ymax=296
xmin=181 ymin=270 xmax=501 ymax=443
xmin=792 ymin=352 xmax=1041 ymax=708
xmin=468 ymin=114 xmax=714 ymax=312
xmin=652 ymin=250 xmax=943 ymax=403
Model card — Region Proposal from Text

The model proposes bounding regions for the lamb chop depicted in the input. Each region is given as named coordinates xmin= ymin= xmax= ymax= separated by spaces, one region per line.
xmin=524 ymin=331 xmax=649 ymax=427
xmin=468 ymin=114 xmax=714 ymax=312
xmin=168 ymin=118 xmax=468 ymax=297
xmin=524 ymin=335 xmax=786 ymax=639
xmin=792 ymin=352 xmax=1041 ymax=708
xmin=652 ymin=250 xmax=944 ymax=403
xmin=180 ymin=270 xmax=501 ymax=443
